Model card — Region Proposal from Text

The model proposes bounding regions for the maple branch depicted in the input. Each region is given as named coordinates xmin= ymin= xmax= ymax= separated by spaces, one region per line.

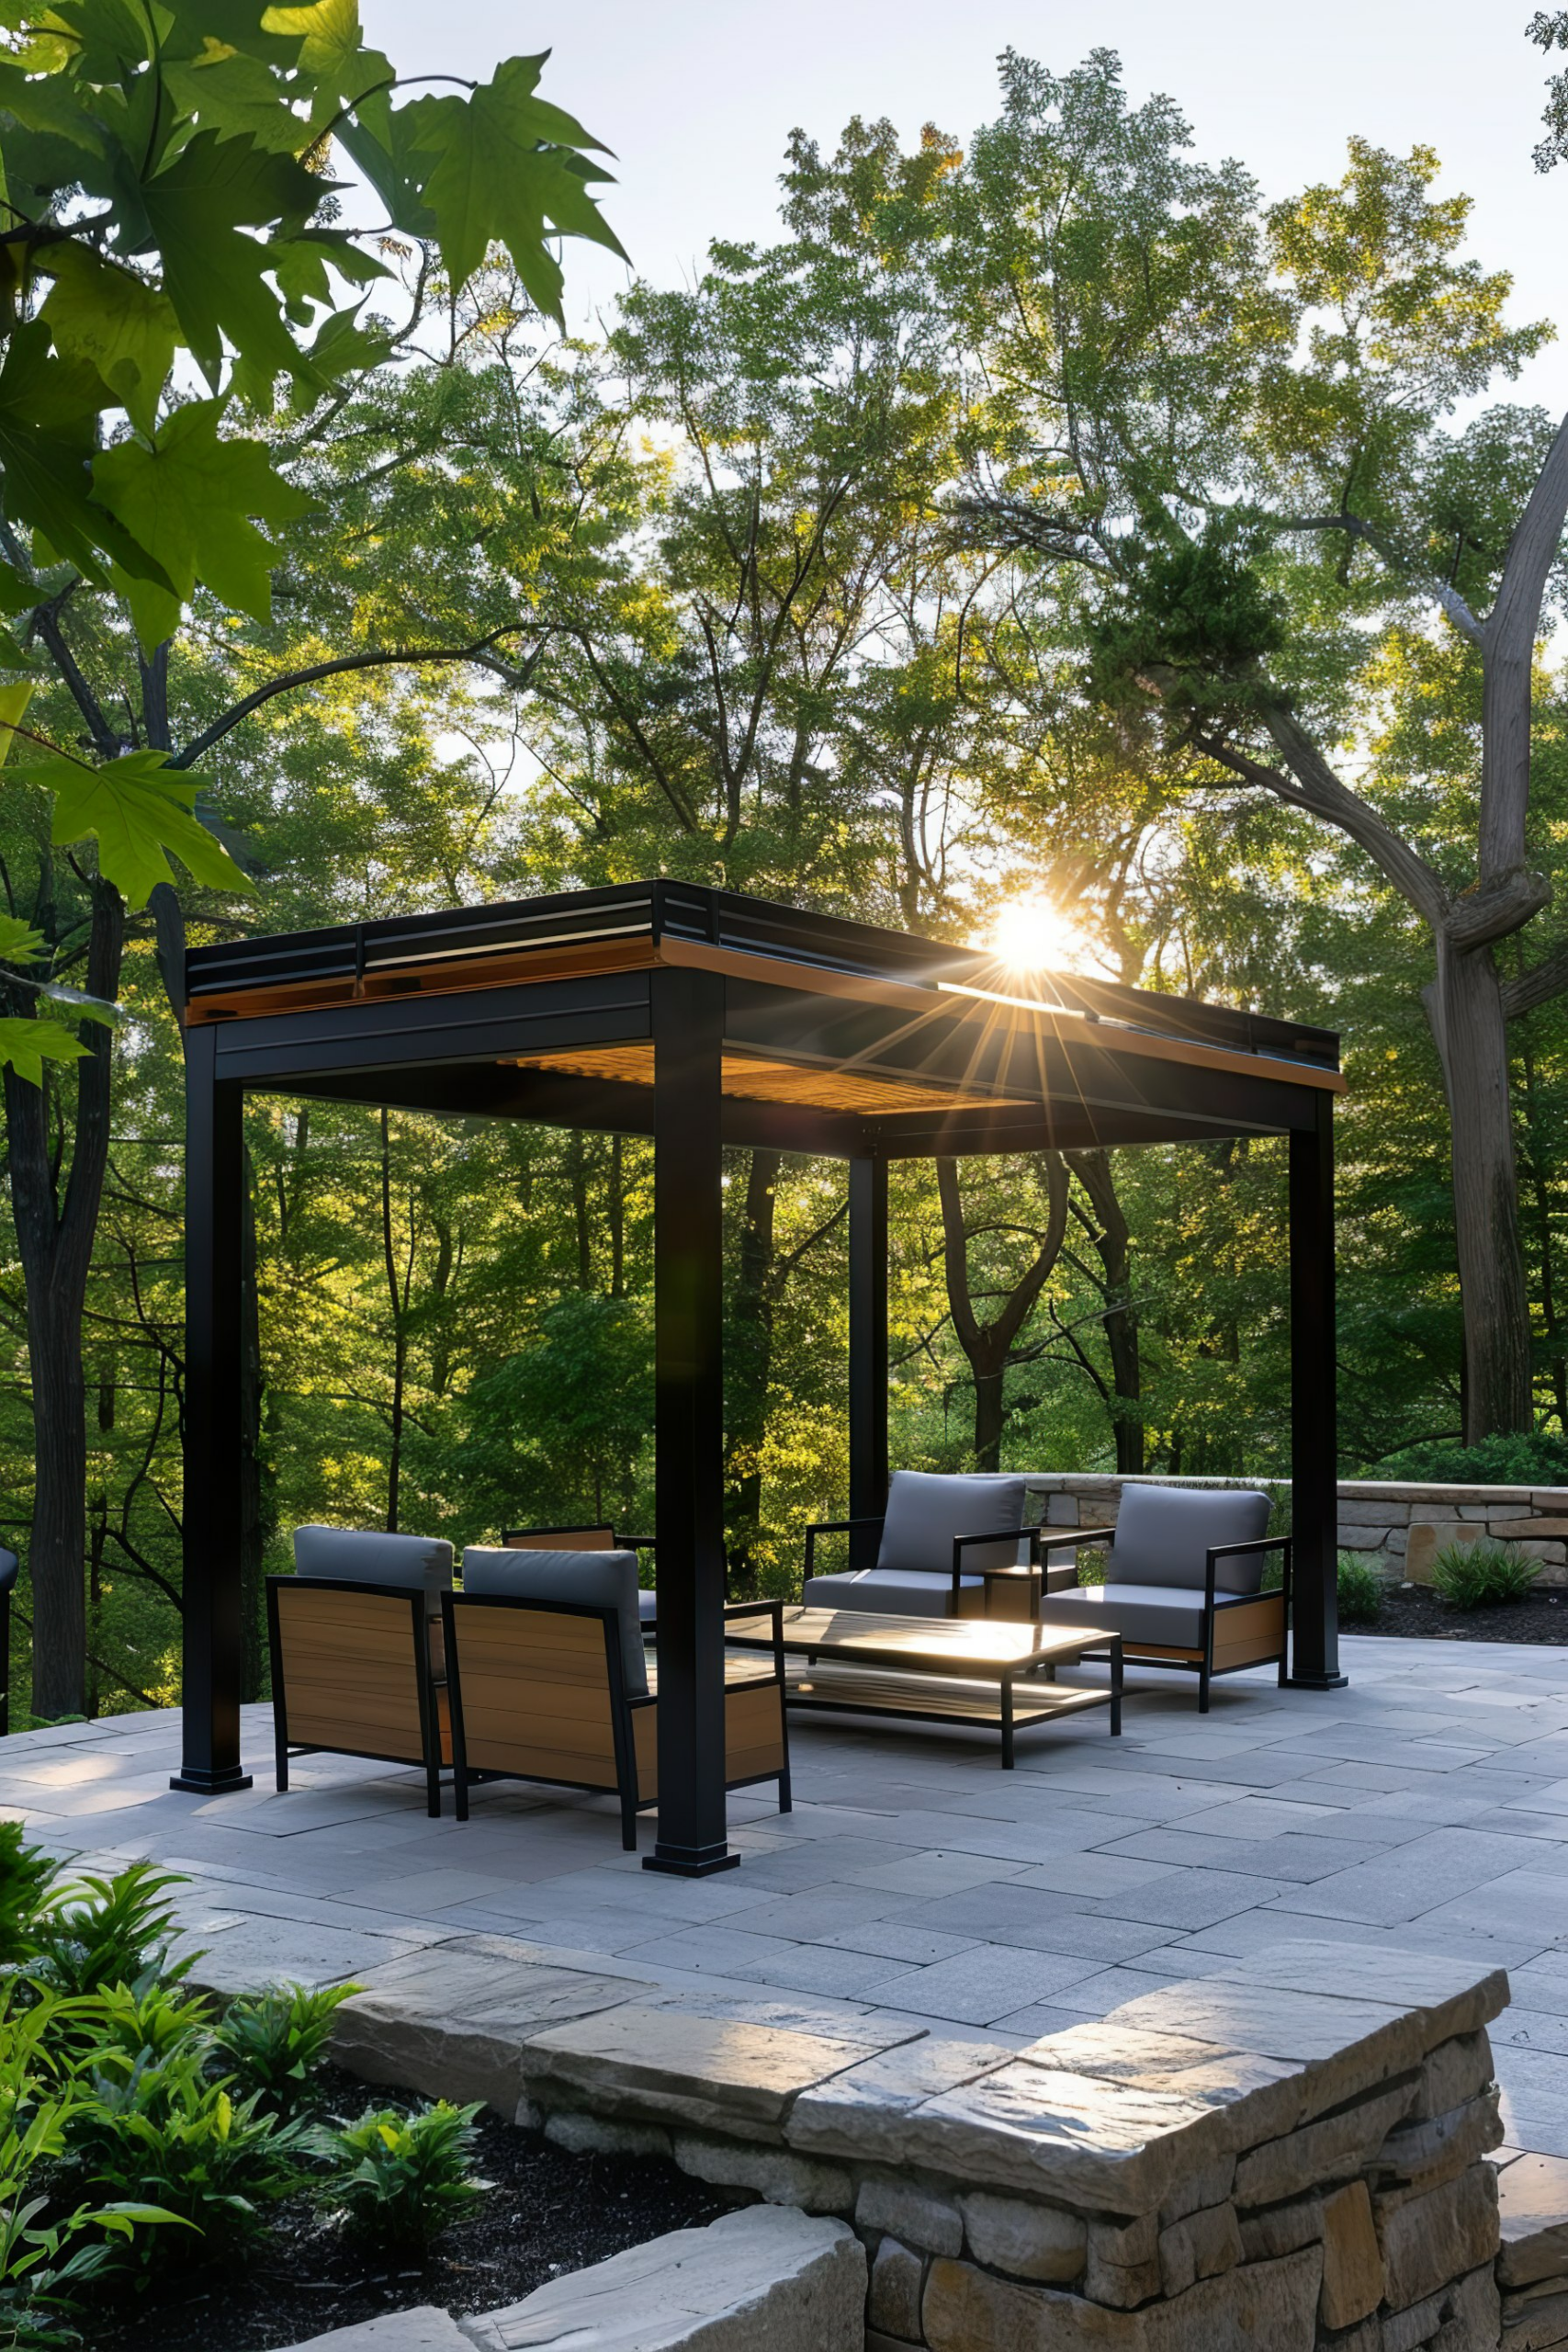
xmin=170 ymin=626 xmax=550 ymax=768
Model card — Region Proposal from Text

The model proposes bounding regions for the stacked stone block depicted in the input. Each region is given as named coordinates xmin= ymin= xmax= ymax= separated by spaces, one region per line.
xmin=1032 ymin=1475 xmax=1568 ymax=1585
xmin=327 ymin=1936 xmax=1511 ymax=2352
xmin=1495 ymin=2154 xmax=1568 ymax=2352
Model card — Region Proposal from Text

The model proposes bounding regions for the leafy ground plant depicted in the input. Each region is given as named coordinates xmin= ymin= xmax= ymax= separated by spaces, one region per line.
xmin=26 ymin=1862 xmax=186 ymax=1998
xmin=1337 ymin=1554 xmax=1384 ymax=1624
xmin=62 ymin=2049 xmax=305 ymax=2273
xmin=1430 ymin=1538 xmax=1540 ymax=1611
xmin=0 ymin=1824 xmax=53 ymax=1969
xmin=215 ymin=1985 xmax=362 ymax=2121
xmin=0 ymin=1982 xmax=187 ymax=2346
xmin=319 ymin=2103 xmax=490 ymax=2256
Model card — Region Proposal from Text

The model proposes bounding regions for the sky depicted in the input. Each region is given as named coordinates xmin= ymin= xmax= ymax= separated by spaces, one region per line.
xmin=364 ymin=0 xmax=1568 ymax=413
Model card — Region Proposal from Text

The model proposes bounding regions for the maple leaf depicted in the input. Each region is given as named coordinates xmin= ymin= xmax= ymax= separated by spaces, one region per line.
xmin=136 ymin=130 xmax=328 ymax=390
xmin=0 ymin=1016 xmax=91 ymax=1085
xmin=18 ymin=747 xmax=256 ymax=908
xmin=94 ymin=401 xmax=316 ymax=649
xmin=395 ymin=57 xmax=625 ymax=320
xmin=39 ymin=245 xmax=179 ymax=436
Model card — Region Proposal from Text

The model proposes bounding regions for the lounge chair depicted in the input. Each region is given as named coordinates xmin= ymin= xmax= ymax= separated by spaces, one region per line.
xmin=1032 ymin=1484 xmax=1290 ymax=1711
xmin=502 ymin=1522 xmax=658 ymax=1626
xmin=447 ymin=1545 xmax=789 ymax=1846
xmin=266 ymin=1527 xmax=456 ymax=1815
xmin=801 ymin=1472 xmax=1037 ymax=1619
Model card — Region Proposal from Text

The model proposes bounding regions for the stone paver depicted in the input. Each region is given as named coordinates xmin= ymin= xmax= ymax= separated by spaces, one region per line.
xmin=10 ymin=1632 xmax=1568 ymax=2154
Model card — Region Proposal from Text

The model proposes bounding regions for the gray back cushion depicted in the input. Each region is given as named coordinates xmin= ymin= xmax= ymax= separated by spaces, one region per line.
xmin=1110 ymin=1486 xmax=1272 ymax=1591
xmin=293 ymin=1525 xmax=452 ymax=1616
xmin=460 ymin=1547 xmax=648 ymax=1698
xmin=876 ymin=1472 xmax=1026 ymax=1574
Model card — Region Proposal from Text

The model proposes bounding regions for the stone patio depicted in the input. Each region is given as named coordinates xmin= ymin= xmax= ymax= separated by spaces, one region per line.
xmin=7 ymin=1632 xmax=1568 ymax=2161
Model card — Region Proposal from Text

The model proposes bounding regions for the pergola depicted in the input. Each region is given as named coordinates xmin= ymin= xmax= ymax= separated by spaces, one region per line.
xmin=172 ymin=879 xmax=1346 ymax=1873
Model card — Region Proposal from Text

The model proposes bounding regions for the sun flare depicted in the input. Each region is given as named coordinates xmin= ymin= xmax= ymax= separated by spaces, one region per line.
xmin=985 ymin=896 xmax=1081 ymax=975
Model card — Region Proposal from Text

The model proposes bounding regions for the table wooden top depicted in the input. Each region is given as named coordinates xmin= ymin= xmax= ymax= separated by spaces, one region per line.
xmin=724 ymin=1605 xmax=1117 ymax=1675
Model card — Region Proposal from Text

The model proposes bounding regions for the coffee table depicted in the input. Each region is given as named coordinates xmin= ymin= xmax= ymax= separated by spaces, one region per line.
xmin=723 ymin=1606 xmax=1122 ymax=1767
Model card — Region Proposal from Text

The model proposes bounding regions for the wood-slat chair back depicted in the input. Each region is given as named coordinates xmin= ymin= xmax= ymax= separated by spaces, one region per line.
xmin=443 ymin=1592 xmax=791 ymax=1849
xmin=267 ymin=1575 xmax=448 ymax=1816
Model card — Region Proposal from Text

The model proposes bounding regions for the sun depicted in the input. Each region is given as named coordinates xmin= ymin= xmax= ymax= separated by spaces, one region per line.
xmin=985 ymin=896 xmax=1082 ymax=975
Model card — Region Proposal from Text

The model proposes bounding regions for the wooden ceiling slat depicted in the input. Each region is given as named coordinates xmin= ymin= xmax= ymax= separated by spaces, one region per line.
xmin=505 ymin=1043 xmax=1032 ymax=1117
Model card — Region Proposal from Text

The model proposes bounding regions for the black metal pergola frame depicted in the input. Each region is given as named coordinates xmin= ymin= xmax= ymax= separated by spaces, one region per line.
xmin=172 ymin=879 xmax=1346 ymax=1874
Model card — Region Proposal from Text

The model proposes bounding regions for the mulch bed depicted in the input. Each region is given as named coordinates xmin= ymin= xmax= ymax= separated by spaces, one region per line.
xmin=1343 ymin=1582 xmax=1568 ymax=1645
xmin=90 ymin=2064 xmax=742 ymax=2352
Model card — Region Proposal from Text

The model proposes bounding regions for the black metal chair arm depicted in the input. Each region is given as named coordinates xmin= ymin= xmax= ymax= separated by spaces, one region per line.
xmin=1036 ymin=1525 xmax=1116 ymax=1555
xmin=803 ymin=1515 xmax=885 ymax=1575
xmin=1206 ymin=1534 xmax=1291 ymax=1560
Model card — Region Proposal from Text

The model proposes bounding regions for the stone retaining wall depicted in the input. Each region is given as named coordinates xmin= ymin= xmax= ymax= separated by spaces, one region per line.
xmin=329 ymin=1933 xmax=1513 ymax=2352
xmin=1027 ymin=1474 xmax=1568 ymax=1584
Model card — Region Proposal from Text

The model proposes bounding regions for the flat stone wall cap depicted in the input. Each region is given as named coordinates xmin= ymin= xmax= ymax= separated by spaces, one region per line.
xmin=264 ymin=2310 xmax=473 ymax=2352
xmin=1105 ymin=1978 xmax=1427 ymax=2083
xmin=891 ymin=2059 xmax=1235 ymax=2213
xmin=1212 ymin=1941 xmax=1509 ymax=2041
xmin=642 ymin=1991 xmax=917 ymax=2049
xmin=521 ymin=2001 xmax=913 ymax=2130
xmin=342 ymin=1961 xmax=640 ymax=2032
xmin=788 ymin=2035 xmax=1016 ymax=2158
xmin=1018 ymin=2020 xmax=1306 ymax=2147
xmin=462 ymin=2206 xmax=863 ymax=2352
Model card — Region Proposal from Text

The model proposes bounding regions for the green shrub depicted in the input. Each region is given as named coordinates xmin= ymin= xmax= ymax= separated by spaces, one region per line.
xmin=215 ymin=1984 xmax=360 ymax=2120
xmin=0 ymin=1983 xmax=188 ymax=2341
xmin=1337 ymin=1554 xmax=1384 ymax=1624
xmin=0 ymin=1827 xmax=54 ymax=1971
xmin=62 ymin=2042 xmax=304 ymax=2271
xmin=319 ymin=2102 xmax=489 ymax=2254
xmin=1430 ymin=1538 xmax=1540 ymax=1611
xmin=28 ymin=1862 xmax=186 ymax=1997
xmin=1369 ymin=1430 xmax=1568 ymax=1487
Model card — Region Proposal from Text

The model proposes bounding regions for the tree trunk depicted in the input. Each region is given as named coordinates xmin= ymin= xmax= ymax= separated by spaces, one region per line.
xmin=1066 ymin=1148 xmax=1143 ymax=1473
xmin=1425 ymin=941 xmax=1534 ymax=1439
xmin=5 ymin=878 xmax=124 ymax=1720
xmin=972 ymin=1356 xmax=1007 ymax=1473
xmin=937 ymin=1155 xmax=1069 ymax=1473
xmin=379 ymin=1109 xmax=407 ymax=1532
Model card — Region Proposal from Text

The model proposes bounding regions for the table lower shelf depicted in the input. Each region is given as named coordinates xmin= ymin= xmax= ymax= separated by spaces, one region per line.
xmin=778 ymin=1659 xmax=1117 ymax=1760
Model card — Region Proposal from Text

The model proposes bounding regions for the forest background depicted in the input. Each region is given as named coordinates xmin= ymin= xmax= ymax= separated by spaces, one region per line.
xmin=7 ymin=20 xmax=1568 ymax=1722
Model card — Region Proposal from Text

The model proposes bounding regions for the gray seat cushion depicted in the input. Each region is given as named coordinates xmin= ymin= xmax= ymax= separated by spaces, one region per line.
xmin=876 ymin=1472 xmax=1027 ymax=1575
xmin=293 ymin=1525 xmax=453 ymax=1614
xmin=461 ymin=1546 xmax=649 ymax=1697
xmin=804 ymin=1567 xmax=987 ymax=1620
xmin=1036 ymin=1582 xmax=1276 ymax=1652
xmin=1107 ymin=1486 xmax=1271 ymax=1593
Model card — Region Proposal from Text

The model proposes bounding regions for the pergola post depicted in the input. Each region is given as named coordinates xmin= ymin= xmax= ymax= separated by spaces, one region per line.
xmin=171 ymin=1025 xmax=252 ymax=1792
xmin=646 ymin=965 xmax=736 ymax=1875
xmin=848 ymin=1154 xmax=889 ymax=1551
xmin=1288 ymin=1091 xmax=1346 ymax=1690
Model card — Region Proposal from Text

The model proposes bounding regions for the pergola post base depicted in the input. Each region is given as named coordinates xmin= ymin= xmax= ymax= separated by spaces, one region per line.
xmin=1287 ymin=1671 xmax=1349 ymax=1692
xmin=643 ymin=1845 xmax=741 ymax=1878
xmin=169 ymin=1766 xmax=254 ymax=1793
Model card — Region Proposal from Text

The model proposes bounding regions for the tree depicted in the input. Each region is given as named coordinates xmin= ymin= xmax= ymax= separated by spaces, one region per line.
xmin=0 ymin=3 xmax=619 ymax=1714
xmin=949 ymin=51 xmax=1566 ymax=1438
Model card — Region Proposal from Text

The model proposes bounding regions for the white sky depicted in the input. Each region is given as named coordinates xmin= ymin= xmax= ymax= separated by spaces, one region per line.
xmin=367 ymin=0 xmax=1568 ymax=413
